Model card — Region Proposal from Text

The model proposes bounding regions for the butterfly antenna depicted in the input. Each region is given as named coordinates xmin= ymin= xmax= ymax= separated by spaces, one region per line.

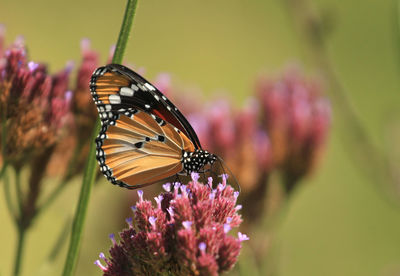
xmin=216 ymin=157 xmax=241 ymax=194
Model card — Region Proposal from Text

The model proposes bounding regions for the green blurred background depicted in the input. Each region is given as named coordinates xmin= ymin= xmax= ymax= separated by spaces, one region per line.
xmin=1 ymin=0 xmax=400 ymax=275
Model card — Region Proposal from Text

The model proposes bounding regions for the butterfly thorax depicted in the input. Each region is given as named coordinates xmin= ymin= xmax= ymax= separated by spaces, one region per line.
xmin=182 ymin=149 xmax=217 ymax=173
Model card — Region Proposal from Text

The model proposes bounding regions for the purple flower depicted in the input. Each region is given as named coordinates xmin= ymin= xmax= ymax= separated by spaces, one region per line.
xmin=96 ymin=175 xmax=247 ymax=275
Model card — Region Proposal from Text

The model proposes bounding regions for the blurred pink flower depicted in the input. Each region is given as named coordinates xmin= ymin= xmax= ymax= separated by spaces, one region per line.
xmin=258 ymin=67 xmax=332 ymax=192
xmin=0 ymin=33 xmax=72 ymax=167
xmin=0 ymin=28 xmax=74 ymax=226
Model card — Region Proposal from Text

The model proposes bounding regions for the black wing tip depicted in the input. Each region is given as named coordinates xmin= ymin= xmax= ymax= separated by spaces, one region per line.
xmin=106 ymin=64 xmax=133 ymax=75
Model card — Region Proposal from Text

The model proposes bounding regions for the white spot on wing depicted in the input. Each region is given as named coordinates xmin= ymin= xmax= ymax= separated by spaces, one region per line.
xmin=109 ymin=94 xmax=121 ymax=104
xmin=145 ymin=83 xmax=156 ymax=91
xmin=120 ymin=87 xmax=135 ymax=97
xmin=138 ymin=84 xmax=147 ymax=91
xmin=131 ymin=84 xmax=139 ymax=91
xmin=105 ymin=104 xmax=112 ymax=111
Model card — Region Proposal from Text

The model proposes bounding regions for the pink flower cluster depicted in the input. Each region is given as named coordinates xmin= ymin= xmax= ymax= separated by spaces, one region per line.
xmin=258 ymin=68 xmax=331 ymax=191
xmin=96 ymin=173 xmax=248 ymax=276
xmin=0 ymin=30 xmax=72 ymax=166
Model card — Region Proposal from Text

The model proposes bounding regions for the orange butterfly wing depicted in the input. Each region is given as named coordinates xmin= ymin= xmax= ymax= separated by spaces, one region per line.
xmin=97 ymin=110 xmax=195 ymax=189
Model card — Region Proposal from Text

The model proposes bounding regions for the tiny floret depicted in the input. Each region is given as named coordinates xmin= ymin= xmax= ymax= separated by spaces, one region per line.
xmin=137 ymin=190 xmax=143 ymax=202
xmin=162 ymin=183 xmax=171 ymax=192
xmin=154 ymin=195 xmax=163 ymax=209
xmin=94 ymin=260 xmax=107 ymax=271
xmin=125 ymin=217 xmax=133 ymax=227
xmin=238 ymin=232 xmax=250 ymax=242
xmin=99 ymin=252 xmax=106 ymax=260
xmin=182 ymin=220 xmax=193 ymax=230
xmin=199 ymin=242 xmax=207 ymax=252
xmin=148 ymin=216 xmax=157 ymax=229
xmin=191 ymin=172 xmax=200 ymax=182
xmin=224 ymin=223 xmax=231 ymax=233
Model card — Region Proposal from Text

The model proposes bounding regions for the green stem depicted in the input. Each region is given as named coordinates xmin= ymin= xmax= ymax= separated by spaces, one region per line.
xmin=13 ymin=227 xmax=26 ymax=276
xmin=0 ymin=160 xmax=7 ymax=180
xmin=3 ymin=167 xmax=17 ymax=222
xmin=1 ymin=112 xmax=6 ymax=165
xmin=61 ymin=123 xmax=100 ymax=276
xmin=112 ymin=0 xmax=138 ymax=64
xmin=14 ymin=168 xmax=23 ymax=216
xmin=62 ymin=1 xmax=139 ymax=275
xmin=1 ymin=110 xmax=8 ymax=183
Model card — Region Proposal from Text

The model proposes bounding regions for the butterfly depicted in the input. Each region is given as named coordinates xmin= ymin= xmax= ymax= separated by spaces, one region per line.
xmin=90 ymin=64 xmax=237 ymax=189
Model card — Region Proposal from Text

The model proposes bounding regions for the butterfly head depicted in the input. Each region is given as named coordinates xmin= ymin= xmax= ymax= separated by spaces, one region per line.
xmin=182 ymin=149 xmax=217 ymax=174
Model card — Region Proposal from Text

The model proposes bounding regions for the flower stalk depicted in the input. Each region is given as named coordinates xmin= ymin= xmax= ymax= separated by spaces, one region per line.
xmin=62 ymin=0 xmax=139 ymax=275
xmin=13 ymin=225 xmax=26 ymax=276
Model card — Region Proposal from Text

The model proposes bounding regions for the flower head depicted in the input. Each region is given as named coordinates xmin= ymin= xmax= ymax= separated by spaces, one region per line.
xmin=258 ymin=66 xmax=331 ymax=192
xmin=0 ymin=33 xmax=72 ymax=168
xmin=96 ymin=175 xmax=247 ymax=276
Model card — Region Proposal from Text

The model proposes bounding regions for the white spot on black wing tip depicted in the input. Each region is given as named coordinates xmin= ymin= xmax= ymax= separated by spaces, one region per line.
xmin=131 ymin=84 xmax=139 ymax=91
xmin=144 ymin=104 xmax=151 ymax=109
xmin=144 ymin=83 xmax=156 ymax=91
xmin=138 ymin=84 xmax=147 ymax=91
